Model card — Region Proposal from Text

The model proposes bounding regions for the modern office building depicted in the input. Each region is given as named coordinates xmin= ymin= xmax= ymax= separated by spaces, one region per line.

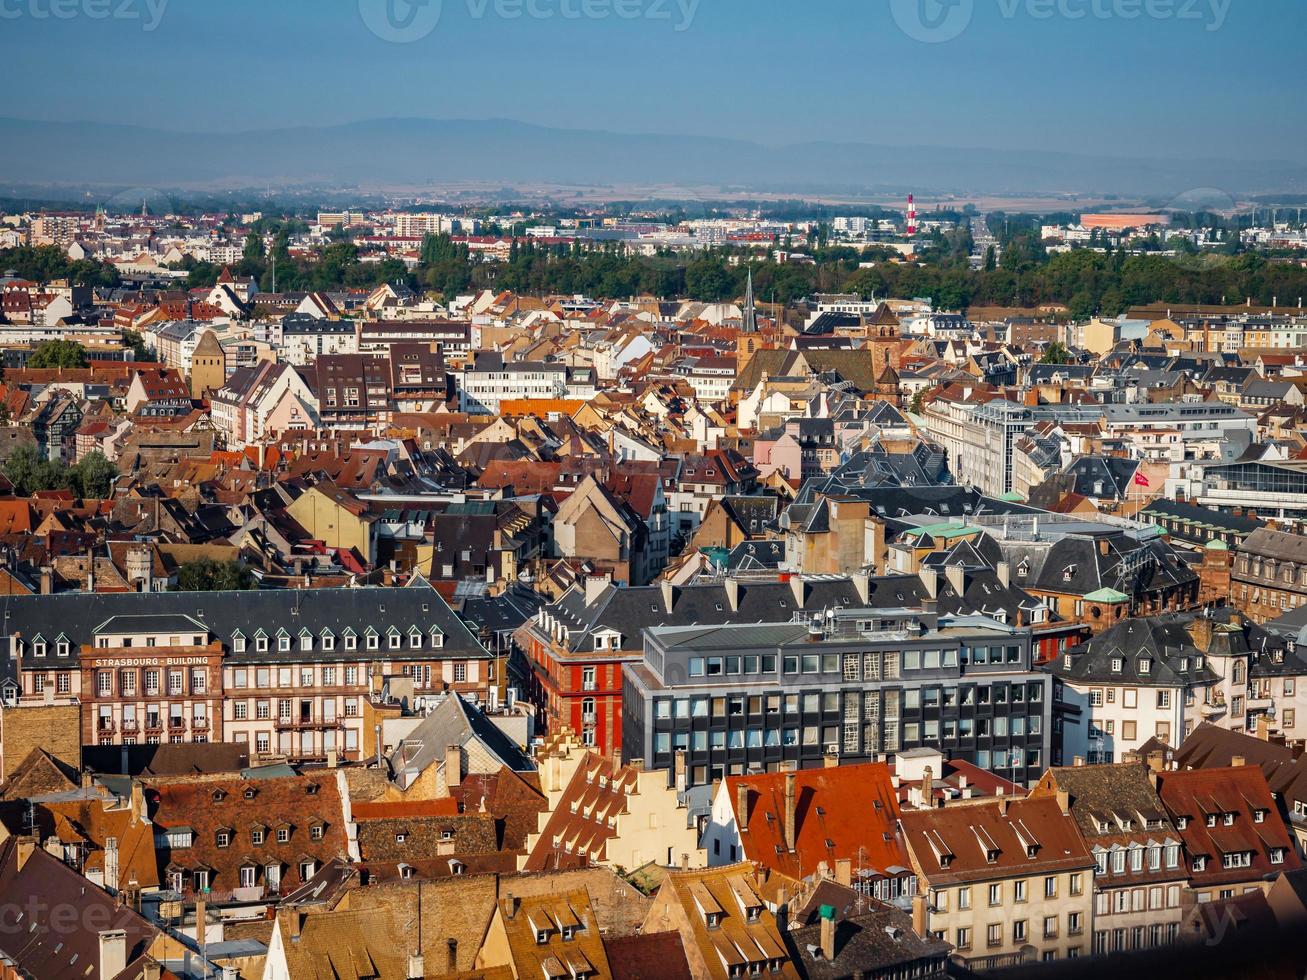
xmin=622 ymin=608 xmax=1051 ymax=790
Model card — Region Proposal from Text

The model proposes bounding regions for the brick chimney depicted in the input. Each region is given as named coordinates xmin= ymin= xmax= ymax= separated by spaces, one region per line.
xmin=920 ymin=766 xmax=933 ymax=807
xmin=1231 ymin=755 xmax=1245 ymax=768
xmin=737 ymin=785 xmax=750 ymax=827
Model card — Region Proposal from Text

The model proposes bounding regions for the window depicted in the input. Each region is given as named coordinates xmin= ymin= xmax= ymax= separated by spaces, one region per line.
xmin=216 ymin=830 xmax=231 ymax=848
xmin=958 ymin=886 xmax=970 ymax=910
xmin=1044 ymin=916 xmax=1058 ymax=940
xmin=1014 ymin=879 xmax=1027 ymax=903
xmin=310 ymin=824 xmax=324 ymax=841
xmin=987 ymin=924 xmax=1002 ymax=948
xmin=252 ymin=828 xmax=266 ymax=846
xmin=1070 ymin=873 xmax=1083 ymax=896
xmin=988 ymin=884 xmax=1001 ymax=907
xmin=1013 ymin=920 xmax=1027 ymax=943
xmin=956 ymin=927 xmax=971 ymax=950
xmin=1044 ymin=877 xmax=1057 ymax=899
xmin=277 ymin=827 xmax=291 ymax=844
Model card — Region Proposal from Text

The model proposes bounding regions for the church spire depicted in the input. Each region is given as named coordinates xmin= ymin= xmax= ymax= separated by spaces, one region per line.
xmin=743 ymin=267 xmax=757 ymax=333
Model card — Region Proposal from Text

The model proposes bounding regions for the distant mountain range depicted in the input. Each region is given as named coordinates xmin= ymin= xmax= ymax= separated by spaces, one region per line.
xmin=1 ymin=116 xmax=1303 ymax=199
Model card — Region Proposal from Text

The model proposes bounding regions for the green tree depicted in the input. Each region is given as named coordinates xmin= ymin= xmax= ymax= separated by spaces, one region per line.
xmin=174 ymin=558 xmax=256 ymax=592
xmin=1040 ymin=342 xmax=1073 ymax=365
xmin=71 ymin=452 xmax=117 ymax=499
xmin=4 ymin=444 xmax=71 ymax=495
xmin=28 ymin=340 xmax=88 ymax=369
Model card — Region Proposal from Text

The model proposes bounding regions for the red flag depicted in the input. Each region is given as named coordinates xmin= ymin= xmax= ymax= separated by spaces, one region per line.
xmin=1134 ymin=472 xmax=1151 ymax=488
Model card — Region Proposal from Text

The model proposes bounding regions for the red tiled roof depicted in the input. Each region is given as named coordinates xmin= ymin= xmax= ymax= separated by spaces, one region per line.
xmin=731 ymin=763 xmax=908 ymax=881
xmin=1156 ymin=765 xmax=1301 ymax=886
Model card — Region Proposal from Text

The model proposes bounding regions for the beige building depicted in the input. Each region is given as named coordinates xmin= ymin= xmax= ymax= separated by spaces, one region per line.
xmin=900 ymin=796 xmax=1096 ymax=971
xmin=521 ymin=738 xmax=704 ymax=873
xmin=189 ymin=328 xmax=227 ymax=399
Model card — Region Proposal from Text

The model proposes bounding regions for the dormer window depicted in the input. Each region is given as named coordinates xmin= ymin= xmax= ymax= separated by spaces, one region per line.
xmin=1254 ymin=809 xmax=1266 ymax=824
xmin=244 ymin=787 xmax=258 ymax=801
xmin=277 ymin=632 xmax=290 ymax=652
xmin=255 ymin=633 xmax=268 ymax=653
xmin=1206 ymin=814 xmax=1217 ymax=828
xmin=1111 ymin=658 xmax=1123 ymax=673
xmin=300 ymin=631 xmax=313 ymax=652
xmin=32 ymin=637 xmax=45 ymax=658
xmin=1223 ymin=812 xmax=1235 ymax=826
xmin=705 ymin=912 xmax=722 ymax=929
xmin=232 ymin=632 xmax=246 ymax=653
xmin=388 ymin=630 xmax=401 ymax=650
xmin=344 ymin=632 xmax=357 ymax=651
xmin=365 ymin=631 xmax=379 ymax=651
xmin=55 ymin=637 xmax=70 ymax=657
xmin=409 ymin=629 xmax=422 ymax=650
xmin=430 ymin=629 xmax=444 ymax=649
xmin=1139 ymin=658 xmax=1151 ymax=675
xmin=321 ymin=631 xmax=335 ymax=651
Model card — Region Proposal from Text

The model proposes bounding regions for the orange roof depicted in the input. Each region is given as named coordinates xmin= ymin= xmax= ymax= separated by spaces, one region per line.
xmin=351 ymin=799 xmax=460 ymax=820
xmin=730 ymin=762 xmax=908 ymax=881
xmin=0 ymin=500 xmax=32 ymax=535
xmin=499 ymin=398 xmax=586 ymax=417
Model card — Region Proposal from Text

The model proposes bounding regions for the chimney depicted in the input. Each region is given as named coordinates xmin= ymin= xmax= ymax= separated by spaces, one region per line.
xmin=819 ymin=907 xmax=836 ymax=962
xmin=290 ymin=911 xmax=304 ymax=940
xmin=98 ymin=930 xmax=127 ymax=980
xmin=660 ymin=579 xmax=674 ymax=613
xmin=737 ymin=785 xmax=750 ymax=826
xmin=194 ymin=898 xmax=207 ymax=944
xmin=724 ymin=577 xmax=740 ymax=612
xmin=39 ymin=565 xmax=52 ymax=595
xmin=143 ymin=963 xmax=162 ymax=980
xmin=944 ymin=564 xmax=965 ymax=596
xmin=1146 ymin=750 xmax=1165 ymax=772
xmin=1231 ymin=755 xmax=1245 ymax=768
xmin=129 ymin=781 xmax=146 ymax=822
xmin=680 ymin=852 xmax=689 ymax=870
xmin=835 ymin=858 xmax=852 ymax=886
xmin=674 ymin=750 xmax=686 ymax=792
xmin=998 ymin=797 xmax=1009 ymax=817
xmin=911 ymin=893 xmax=927 ymax=939
xmin=447 ymin=938 xmax=458 ymax=974
xmin=1257 ymin=714 xmax=1270 ymax=741
xmin=784 ymin=772 xmax=797 ymax=852
xmin=1056 ymin=788 xmax=1070 ymax=816
xmin=406 ymin=954 xmax=425 ymax=980
xmin=16 ymin=836 xmax=36 ymax=871
xmin=505 ymin=893 xmax=519 ymax=920
xmin=824 ymin=750 xmax=839 ymax=769
xmin=1073 ymin=755 xmax=1085 ymax=768
xmin=919 ymin=566 xmax=938 ymax=598
xmin=444 ymin=745 xmax=462 ymax=788
xmin=920 ymin=766 xmax=933 ymax=807
xmin=996 ymin=560 xmax=1010 ymax=588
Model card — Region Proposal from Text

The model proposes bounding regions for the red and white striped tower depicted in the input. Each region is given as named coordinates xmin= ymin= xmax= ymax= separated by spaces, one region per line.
xmin=907 ymin=194 xmax=917 ymax=236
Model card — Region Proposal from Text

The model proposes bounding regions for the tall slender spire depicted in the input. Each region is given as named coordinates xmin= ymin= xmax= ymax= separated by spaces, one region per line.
xmin=743 ymin=266 xmax=757 ymax=333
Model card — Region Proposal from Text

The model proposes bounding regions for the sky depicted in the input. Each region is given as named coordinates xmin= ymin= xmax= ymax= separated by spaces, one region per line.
xmin=1 ymin=0 xmax=1301 ymax=161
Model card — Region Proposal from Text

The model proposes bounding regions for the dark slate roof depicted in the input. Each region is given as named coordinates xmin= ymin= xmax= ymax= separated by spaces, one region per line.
xmin=1022 ymin=532 xmax=1196 ymax=599
xmin=548 ymin=576 xmax=874 ymax=654
xmin=1047 ymin=614 xmax=1224 ymax=686
xmin=1061 ymin=455 xmax=1140 ymax=500
xmin=1139 ymin=497 xmax=1265 ymax=538
xmin=0 ymin=578 xmax=486 ymax=666
xmin=723 ymin=540 xmax=785 ymax=571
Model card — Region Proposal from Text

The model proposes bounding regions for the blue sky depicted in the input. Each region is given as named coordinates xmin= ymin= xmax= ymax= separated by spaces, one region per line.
xmin=2 ymin=0 xmax=1300 ymax=159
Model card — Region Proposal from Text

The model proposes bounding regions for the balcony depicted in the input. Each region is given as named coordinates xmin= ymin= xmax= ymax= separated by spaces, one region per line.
xmin=1200 ymin=700 xmax=1227 ymax=719
xmin=96 ymin=721 xmax=116 ymax=735
xmin=120 ymin=720 xmax=139 ymax=734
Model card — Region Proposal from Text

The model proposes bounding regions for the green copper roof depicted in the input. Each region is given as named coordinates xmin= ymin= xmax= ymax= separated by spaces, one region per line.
xmin=1083 ymin=587 xmax=1131 ymax=603
xmin=906 ymin=523 xmax=982 ymax=540
xmin=1205 ymin=539 xmax=1229 ymax=551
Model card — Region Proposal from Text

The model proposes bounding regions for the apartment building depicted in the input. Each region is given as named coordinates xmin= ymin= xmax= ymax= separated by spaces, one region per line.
xmin=900 ymin=795 xmax=1095 ymax=970
xmin=1030 ymin=763 xmax=1187 ymax=955
xmin=522 ymin=575 xmax=871 ymax=760
xmin=1233 ymin=527 xmax=1307 ymax=623
xmin=1049 ymin=615 xmax=1221 ymax=764
xmin=1 ymin=582 xmax=495 ymax=763
xmin=623 ymin=608 xmax=1052 ymax=790
xmin=459 ymin=353 xmax=569 ymax=415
